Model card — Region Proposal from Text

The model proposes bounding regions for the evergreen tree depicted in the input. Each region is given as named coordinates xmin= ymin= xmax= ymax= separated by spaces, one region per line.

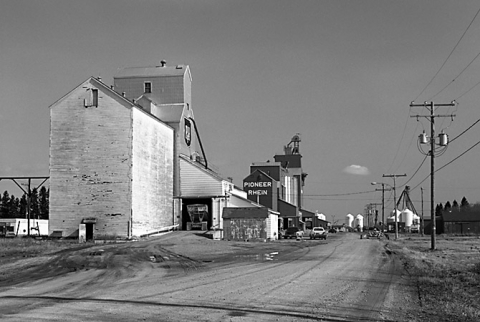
xmin=14 ymin=197 xmax=20 ymax=218
xmin=460 ymin=197 xmax=470 ymax=209
xmin=452 ymin=200 xmax=459 ymax=211
xmin=29 ymin=188 xmax=40 ymax=219
xmin=19 ymin=194 xmax=27 ymax=218
xmin=444 ymin=201 xmax=452 ymax=212
xmin=39 ymin=186 xmax=49 ymax=219
xmin=1 ymin=191 xmax=10 ymax=218
xmin=435 ymin=203 xmax=444 ymax=216
xmin=8 ymin=195 xmax=19 ymax=218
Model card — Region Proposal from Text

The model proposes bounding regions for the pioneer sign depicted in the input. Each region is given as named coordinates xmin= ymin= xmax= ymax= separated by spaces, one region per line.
xmin=243 ymin=180 xmax=272 ymax=196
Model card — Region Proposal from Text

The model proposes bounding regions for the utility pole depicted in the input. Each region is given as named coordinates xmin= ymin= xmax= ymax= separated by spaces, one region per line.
xmin=368 ymin=203 xmax=382 ymax=227
xmin=374 ymin=184 xmax=392 ymax=232
xmin=421 ymin=187 xmax=424 ymax=237
xmin=410 ymin=101 xmax=456 ymax=250
xmin=27 ymin=178 xmax=31 ymax=236
xmin=383 ymin=173 xmax=406 ymax=240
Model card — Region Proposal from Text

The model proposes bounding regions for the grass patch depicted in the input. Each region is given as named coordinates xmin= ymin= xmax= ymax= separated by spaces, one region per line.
xmin=389 ymin=235 xmax=480 ymax=322
xmin=0 ymin=237 xmax=79 ymax=259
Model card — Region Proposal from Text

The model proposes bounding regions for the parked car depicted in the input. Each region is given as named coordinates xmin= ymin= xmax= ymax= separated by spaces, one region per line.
xmin=283 ymin=227 xmax=304 ymax=239
xmin=310 ymin=227 xmax=327 ymax=240
xmin=328 ymin=228 xmax=337 ymax=233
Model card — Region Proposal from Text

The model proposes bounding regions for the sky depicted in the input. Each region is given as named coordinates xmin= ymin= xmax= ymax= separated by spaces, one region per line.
xmin=2 ymin=0 xmax=480 ymax=224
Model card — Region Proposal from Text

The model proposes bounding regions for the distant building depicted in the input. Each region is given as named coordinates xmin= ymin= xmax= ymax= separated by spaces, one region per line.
xmin=240 ymin=134 xmax=324 ymax=230
xmin=301 ymin=209 xmax=329 ymax=230
xmin=441 ymin=209 xmax=480 ymax=234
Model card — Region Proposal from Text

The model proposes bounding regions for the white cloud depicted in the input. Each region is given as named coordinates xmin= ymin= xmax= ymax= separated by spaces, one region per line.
xmin=343 ymin=164 xmax=370 ymax=176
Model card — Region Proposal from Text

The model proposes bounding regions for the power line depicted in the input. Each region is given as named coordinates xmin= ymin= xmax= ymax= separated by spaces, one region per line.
xmin=387 ymin=106 xmax=413 ymax=174
xmin=303 ymin=197 xmax=377 ymax=201
xmin=391 ymin=118 xmax=419 ymax=174
xmin=398 ymin=155 xmax=428 ymax=189
xmin=450 ymin=118 xmax=480 ymax=143
xmin=303 ymin=190 xmax=376 ymax=197
xmin=436 ymin=138 xmax=480 ymax=172
xmin=455 ymin=79 xmax=480 ymax=101
xmin=398 ymin=114 xmax=478 ymax=192
xmin=411 ymin=137 xmax=480 ymax=192
xmin=413 ymin=6 xmax=480 ymax=102
xmin=430 ymin=51 xmax=480 ymax=100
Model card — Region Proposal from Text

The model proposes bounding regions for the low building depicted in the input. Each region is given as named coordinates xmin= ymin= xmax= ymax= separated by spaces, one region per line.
xmin=442 ymin=210 xmax=480 ymax=234
xmin=0 ymin=219 xmax=48 ymax=237
xmin=301 ymin=209 xmax=329 ymax=230
xmin=222 ymin=207 xmax=279 ymax=241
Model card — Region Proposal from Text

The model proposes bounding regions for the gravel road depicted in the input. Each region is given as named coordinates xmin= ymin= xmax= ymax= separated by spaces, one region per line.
xmin=0 ymin=232 xmax=417 ymax=321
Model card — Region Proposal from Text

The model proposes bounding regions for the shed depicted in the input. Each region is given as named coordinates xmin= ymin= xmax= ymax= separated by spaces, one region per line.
xmin=0 ymin=219 xmax=49 ymax=237
xmin=222 ymin=207 xmax=279 ymax=241
xmin=442 ymin=210 xmax=480 ymax=234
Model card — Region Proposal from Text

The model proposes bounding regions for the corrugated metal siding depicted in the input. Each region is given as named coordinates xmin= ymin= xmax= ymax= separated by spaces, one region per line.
xmin=131 ymin=108 xmax=174 ymax=236
xmin=49 ymin=80 xmax=133 ymax=238
xmin=114 ymin=76 xmax=184 ymax=104
xmin=180 ymin=158 xmax=223 ymax=196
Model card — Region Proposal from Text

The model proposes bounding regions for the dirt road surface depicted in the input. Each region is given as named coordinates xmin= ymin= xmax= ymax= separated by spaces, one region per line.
xmin=0 ymin=232 xmax=417 ymax=321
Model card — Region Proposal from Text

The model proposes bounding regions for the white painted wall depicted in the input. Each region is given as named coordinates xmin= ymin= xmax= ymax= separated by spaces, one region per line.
xmin=131 ymin=107 xmax=174 ymax=237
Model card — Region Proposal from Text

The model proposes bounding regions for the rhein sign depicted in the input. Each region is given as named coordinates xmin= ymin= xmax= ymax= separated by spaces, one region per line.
xmin=243 ymin=180 xmax=272 ymax=196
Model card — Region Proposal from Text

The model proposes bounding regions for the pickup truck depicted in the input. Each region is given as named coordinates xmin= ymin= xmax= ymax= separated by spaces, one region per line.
xmin=309 ymin=227 xmax=327 ymax=240
xmin=283 ymin=227 xmax=304 ymax=239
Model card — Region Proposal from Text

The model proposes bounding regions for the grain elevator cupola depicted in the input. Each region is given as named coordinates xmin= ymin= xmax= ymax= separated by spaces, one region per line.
xmin=273 ymin=133 xmax=307 ymax=209
xmin=284 ymin=133 xmax=301 ymax=155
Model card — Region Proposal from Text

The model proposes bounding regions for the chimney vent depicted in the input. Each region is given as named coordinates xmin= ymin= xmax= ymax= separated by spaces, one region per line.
xmin=160 ymin=60 xmax=167 ymax=67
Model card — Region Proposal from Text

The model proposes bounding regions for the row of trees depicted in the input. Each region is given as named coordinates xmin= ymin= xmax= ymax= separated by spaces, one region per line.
xmin=0 ymin=187 xmax=49 ymax=219
xmin=435 ymin=196 xmax=479 ymax=215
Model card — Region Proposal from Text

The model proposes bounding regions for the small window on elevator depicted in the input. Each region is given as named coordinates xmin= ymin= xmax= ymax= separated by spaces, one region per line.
xmin=144 ymin=82 xmax=152 ymax=93
xmin=84 ymin=88 xmax=98 ymax=107
xmin=92 ymin=89 xmax=98 ymax=107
